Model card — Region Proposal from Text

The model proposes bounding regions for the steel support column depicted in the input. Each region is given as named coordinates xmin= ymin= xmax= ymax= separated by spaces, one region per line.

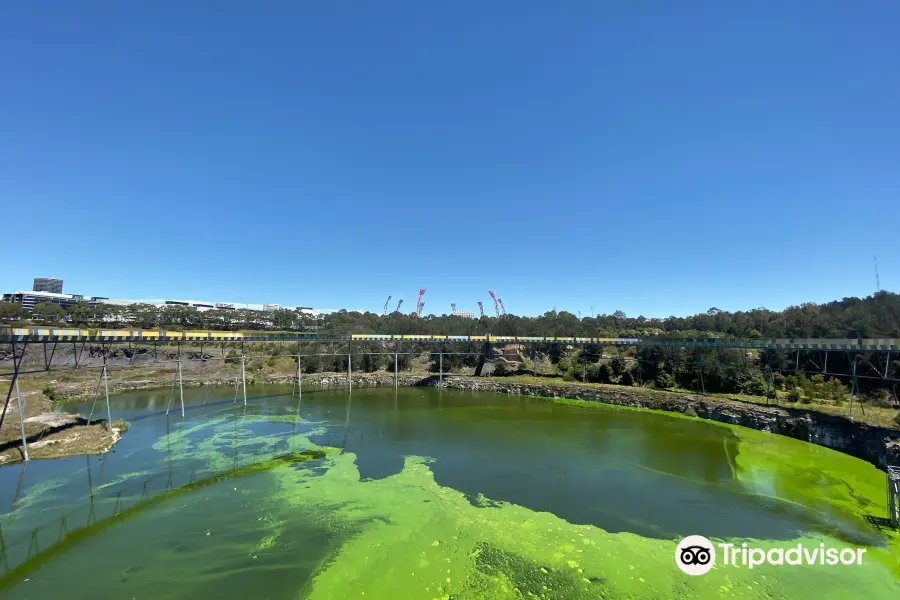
xmin=14 ymin=378 xmax=29 ymax=462
xmin=177 ymin=359 xmax=185 ymax=418
xmin=44 ymin=340 xmax=58 ymax=370
xmin=0 ymin=340 xmax=26 ymax=435
xmin=241 ymin=355 xmax=247 ymax=407
xmin=103 ymin=359 xmax=112 ymax=424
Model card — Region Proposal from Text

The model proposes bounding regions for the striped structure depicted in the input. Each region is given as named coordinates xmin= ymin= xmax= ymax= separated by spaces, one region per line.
xmin=0 ymin=328 xmax=896 ymax=351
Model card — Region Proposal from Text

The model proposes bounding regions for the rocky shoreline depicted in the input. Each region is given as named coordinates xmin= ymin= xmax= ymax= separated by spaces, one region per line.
xmin=435 ymin=377 xmax=900 ymax=470
xmin=43 ymin=371 xmax=900 ymax=470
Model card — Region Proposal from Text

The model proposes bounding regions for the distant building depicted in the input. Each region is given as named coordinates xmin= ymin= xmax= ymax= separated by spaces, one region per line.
xmin=33 ymin=278 xmax=63 ymax=294
xmin=2 ymin=290 xmax=82 ymax=312
xmin=3 ymin=280 xmax=325 ymax=318
xmin=454 ymin=311 xmax=476 ymax=319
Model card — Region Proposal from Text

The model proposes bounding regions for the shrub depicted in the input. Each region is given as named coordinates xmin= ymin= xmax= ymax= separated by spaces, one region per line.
xmin=610 ymin=357 xmax=626 ymax=377
xmin=493 ymin=361 xmax=509 ymax=376
xmin=773 ymin=372 xmax=786 ymax=390
xmin=595 ymin=363 xmax=612 ymax=384
xmin=866 ymin=389 xmax=894 ymax=408
xmin=740 ymin=376 xmax=768 ymax=397
xmin=655 ymin=371 xmax=676 ymax=390
xmin=786 ymin=387 xmax=803 ymax=403
xmin=248 ymin=358 xmax=265 ymax=371
xmin=619 ymin=371 xmax=635 ymax=386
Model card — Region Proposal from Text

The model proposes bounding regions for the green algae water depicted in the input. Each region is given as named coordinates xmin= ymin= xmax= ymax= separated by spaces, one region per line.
xmin=0 ymin=386 xmax=897 ymax=599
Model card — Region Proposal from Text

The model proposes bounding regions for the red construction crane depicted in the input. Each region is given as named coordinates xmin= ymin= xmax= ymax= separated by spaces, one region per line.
xmin=498 ymin=298 xmax=506 ymax=316
xmin=488 ymin=291 xmax=500 ymax=317
xmin=382 ymin=295 xmax=392 ymax=316
xmin=416 ymin=288 xmax=427 ymax=316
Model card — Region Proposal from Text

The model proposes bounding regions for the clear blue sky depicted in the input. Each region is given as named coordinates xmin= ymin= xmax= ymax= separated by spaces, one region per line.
xmin=2 ymin=2 xmax=898 ymax=318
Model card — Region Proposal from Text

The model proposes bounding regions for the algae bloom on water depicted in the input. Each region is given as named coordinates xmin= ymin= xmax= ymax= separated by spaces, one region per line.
xmin=0 ymin=386 xmax=896 ymax=599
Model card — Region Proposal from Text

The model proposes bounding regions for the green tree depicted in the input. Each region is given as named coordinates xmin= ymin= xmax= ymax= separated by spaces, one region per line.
xmin=128 ymin=303 xmax=159 ymax=328
xmin=32 ymin=302 xmax=66 ymax=323
xmin=0 ymin=301 xmax=24 ymax=321
xmin=67 ymin=302 xmax=94 ymax=325
xmin=655 ymin=371 xmax=676 ymax=389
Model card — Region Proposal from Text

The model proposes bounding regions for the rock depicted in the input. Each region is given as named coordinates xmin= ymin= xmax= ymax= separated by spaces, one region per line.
xmin=408 ymin=377 xmax=900 ymax=470
xmin=23 ymin=413 xmax=81 ymax=428
xmin=885 ymin=438 xmax=900 ymax=467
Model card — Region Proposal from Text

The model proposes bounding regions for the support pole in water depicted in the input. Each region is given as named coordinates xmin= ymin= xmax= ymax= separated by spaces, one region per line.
xmin=439 ymin=349 xmax=443 ymax=385
xmin=394 ymin=352 xmax=398 ymax=388
xmin=165 ymin=371 xmax=176 ymax=415
xmin=103 ymin=362 xmax=112 ymax=425
xmin=294 ymin=342 xmax=302 ymax=397
xmin=348 ymin=339 xmax=352 ymax=392
xmin=297 ymin=355 xmax=302 ymax=398
xmin=14 ymin=378 xmax=28 ymax=462
xmin=241 ymin=355 xmax=247 ymax=407
xmin=177 ymin=359 xmax=185 ymax=418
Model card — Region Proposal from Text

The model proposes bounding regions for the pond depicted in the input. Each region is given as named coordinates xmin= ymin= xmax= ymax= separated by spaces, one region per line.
xmin=0 ymin=385 xmax=897 ymax=599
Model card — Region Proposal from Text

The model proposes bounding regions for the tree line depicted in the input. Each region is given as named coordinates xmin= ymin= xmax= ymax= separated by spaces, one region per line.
xmin=1 ymin=290 xmax=899 ymax=339
xmin=1 ymin=292 xmax=898 ymax=415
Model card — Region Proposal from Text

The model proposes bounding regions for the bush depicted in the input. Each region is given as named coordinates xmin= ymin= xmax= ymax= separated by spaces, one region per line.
xmin=786 ymin=387 xmax=803 ymax=403
xmin=493 ymin=361 xmax=509 ymax=376
xmin=773 ymin=372 xmax=786 ymax=390
xmin=619 ymin=371 xmax=635 ymax=386
xmin=595 ymin=363 xmax=612 ymax=384
xmin=610 ymin=357 xmax=626 ymax=377
xmin=655 ymin=371 xmax=676 ymax=390
xmin=866 ymin=389 xmax=895 ymax=408
xmin=42 ymin=386 xmax=59 ymax=402
xmin=248 ymin=358 xmax=265 ymax=371
xmin=741 ymin=376 xmax=768 ymax=397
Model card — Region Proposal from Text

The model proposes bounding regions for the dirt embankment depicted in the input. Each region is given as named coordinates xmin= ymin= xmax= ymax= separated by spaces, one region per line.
xmin=0 ymin=384 xmax=128 ymax=465
xmin=0 ymin=342 xmax=250 ymax=464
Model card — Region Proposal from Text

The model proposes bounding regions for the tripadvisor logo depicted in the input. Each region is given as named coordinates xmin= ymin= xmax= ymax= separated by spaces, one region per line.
xmin=675 ymin=536 xmax=867 ymax=575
